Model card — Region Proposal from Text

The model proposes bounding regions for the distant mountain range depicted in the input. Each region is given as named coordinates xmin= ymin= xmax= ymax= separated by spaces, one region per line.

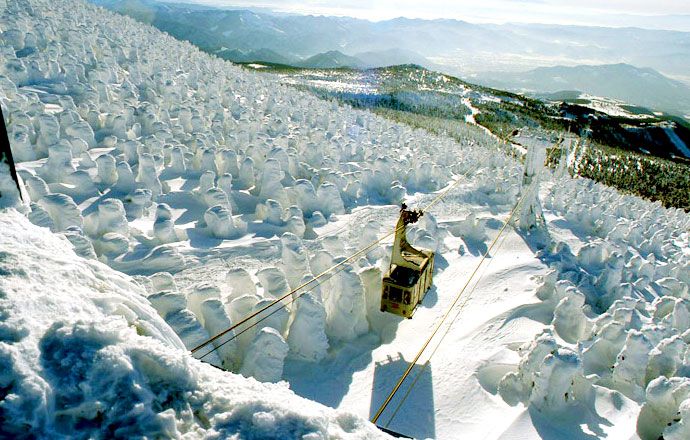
xmin=91 ymin=0 xmax=431 ymax=68
xmin=297 ymin=51 xmax=363 ymax=69
xmin=92 ymin=0 xmax=690 ymax=75
xmin=90 ymin=0 xmax=690 ymax=118
xmin=215 ymin=48 xmax=292 ymax=65
xmin=266 ymin=63 xmax=690 ymax=164
xmin=213 ymin=47 xmax=425 ymax=69
xmin=478 ymin=64 xmax=690 ymax=118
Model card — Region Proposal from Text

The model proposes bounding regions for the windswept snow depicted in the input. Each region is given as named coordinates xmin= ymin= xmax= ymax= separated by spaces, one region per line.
xmin=0 ymin=209 xmax=385 ymax=439
xmin=1 ymin=0 xmax=690 ymax=439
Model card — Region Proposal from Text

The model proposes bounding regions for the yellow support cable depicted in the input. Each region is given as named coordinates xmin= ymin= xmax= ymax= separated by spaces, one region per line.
xmin=383 ymin=224 xmax=512 ymax=428
xmin=371 ymin=173 xmax=539 ymax=424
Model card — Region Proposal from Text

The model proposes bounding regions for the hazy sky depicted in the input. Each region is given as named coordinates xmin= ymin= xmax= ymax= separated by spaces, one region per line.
xmin=186 ymin=0 xmax=690 ymax=31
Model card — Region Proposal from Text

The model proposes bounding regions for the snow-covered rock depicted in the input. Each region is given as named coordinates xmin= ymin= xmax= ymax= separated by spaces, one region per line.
xmin=153 ymin=202 xmax=179 ymax=244
xmin=225 ymin=267 xmax=257 ymax=302
xmin=323 ymin=259 xmax=369 ymax=341
xmin=199 ymin=298 xmax=240 ymax=370
xmin=257 ymin=266 xmax=291 ymax=299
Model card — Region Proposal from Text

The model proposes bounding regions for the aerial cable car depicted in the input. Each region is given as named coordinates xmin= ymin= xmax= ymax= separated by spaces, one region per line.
xmin=381 ymin=203 xmax=434 ymax=318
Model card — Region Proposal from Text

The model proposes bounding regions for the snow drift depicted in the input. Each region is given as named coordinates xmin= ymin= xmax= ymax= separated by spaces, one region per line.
xmin=0 ymin=209 xmax=386 ymax=439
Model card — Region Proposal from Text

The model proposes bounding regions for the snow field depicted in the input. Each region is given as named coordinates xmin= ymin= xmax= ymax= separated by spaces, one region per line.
xmin=1 ymin=0 xmax=510 ymax=388
xmin=1 ymin=0 xmax=690 ymax=438
xmin=0 ymin=210 xmax=387 ymax=438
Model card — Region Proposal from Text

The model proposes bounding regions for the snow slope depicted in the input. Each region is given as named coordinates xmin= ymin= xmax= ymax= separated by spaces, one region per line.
xmin=2 ymin=0 xmax=690 ymax=439
xmin=1 ymin=0 xmax=499 ymax=383
xmin=0 ymin=208 xmax=385 ymax=439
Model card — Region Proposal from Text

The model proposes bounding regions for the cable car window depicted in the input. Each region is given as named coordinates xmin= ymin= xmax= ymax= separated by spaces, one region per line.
xmin=389 ymin=286 xmax=403 ymax=303
xmin=383 ymin=285 xmax=389 ymax=300
xmin=404 ymin=291 xmax=411 ymax=305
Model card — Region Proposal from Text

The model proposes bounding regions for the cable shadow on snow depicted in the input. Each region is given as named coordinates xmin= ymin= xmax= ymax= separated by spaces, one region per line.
xmin=368 ymin=353 xmax=435 ymax=439
xmin=282 ymin=334 xmax=379 ymax=408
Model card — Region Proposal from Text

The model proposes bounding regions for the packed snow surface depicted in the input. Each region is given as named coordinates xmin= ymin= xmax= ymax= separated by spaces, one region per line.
xmin=1 ymin=0 xmax=690 ymax=438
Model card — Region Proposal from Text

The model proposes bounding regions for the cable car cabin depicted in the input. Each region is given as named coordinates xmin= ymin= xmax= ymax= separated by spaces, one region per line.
xmin=381 ymin=204 xmax=434 ymax=318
